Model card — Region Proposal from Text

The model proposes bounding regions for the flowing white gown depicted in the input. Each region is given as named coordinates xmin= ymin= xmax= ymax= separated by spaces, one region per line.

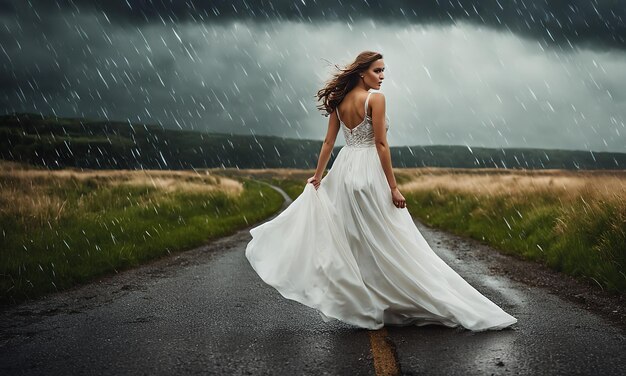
xmin=245 ymin=89 xmax=517 ymax=331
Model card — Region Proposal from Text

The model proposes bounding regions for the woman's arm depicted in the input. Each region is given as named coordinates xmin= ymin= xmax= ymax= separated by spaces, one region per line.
xmin=370 ymin=92 xmax=397 ymax=189
xmin=312 ymin=110 xmax=340 ymax=180
xmin=370 ymin=92 xmax=406 ymax=208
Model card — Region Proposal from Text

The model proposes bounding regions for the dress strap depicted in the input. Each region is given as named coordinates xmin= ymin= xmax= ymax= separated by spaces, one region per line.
xmin=364 ymin=91 xmax=374 ymax=117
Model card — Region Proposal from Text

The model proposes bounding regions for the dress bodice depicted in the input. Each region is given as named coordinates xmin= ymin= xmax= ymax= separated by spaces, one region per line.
xmin=337 ymin=90 xmax=389 ymax=148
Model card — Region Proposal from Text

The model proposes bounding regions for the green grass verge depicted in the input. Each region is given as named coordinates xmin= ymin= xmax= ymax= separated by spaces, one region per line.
xmin=0 ymin=178 xmax=283 ymax=304
xmin=404 ymin=188 xmax=626 ymax=294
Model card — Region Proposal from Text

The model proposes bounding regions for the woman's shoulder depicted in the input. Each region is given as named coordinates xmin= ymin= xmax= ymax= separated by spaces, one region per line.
xmin=368 ymin=89 xmax=385 ymax=101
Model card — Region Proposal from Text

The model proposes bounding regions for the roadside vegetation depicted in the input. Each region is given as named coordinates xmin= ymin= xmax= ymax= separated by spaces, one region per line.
xmin=0 ymin=162 xmax=283 ymax=304
xmin=397 ymin=168 xmax=626 ymax=294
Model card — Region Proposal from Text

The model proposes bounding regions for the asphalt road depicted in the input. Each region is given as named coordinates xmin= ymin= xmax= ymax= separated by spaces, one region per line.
xmin=1 ymin=184 xmax=625 ymax=375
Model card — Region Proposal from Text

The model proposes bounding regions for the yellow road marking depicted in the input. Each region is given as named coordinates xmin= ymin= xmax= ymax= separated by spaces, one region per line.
xmin=368 ymin=328 xmax=400 ymax=376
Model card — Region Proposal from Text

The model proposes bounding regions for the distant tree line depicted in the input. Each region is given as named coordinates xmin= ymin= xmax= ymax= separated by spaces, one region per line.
xmin=1 ymin=113 xmax=625 ymax=170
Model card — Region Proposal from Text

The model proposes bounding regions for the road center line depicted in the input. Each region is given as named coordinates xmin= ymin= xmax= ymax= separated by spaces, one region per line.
xmin=368 ymin=328 xmax=400 ymax=376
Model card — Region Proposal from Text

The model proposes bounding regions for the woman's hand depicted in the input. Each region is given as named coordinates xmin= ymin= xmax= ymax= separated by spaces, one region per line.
xmin=307 ymin=176 xmax=321 ymax=190
xmin=391 ymin=187 xmax=406 ymax=208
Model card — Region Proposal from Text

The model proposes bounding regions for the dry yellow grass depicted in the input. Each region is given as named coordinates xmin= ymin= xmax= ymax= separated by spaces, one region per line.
xmin=1 ymin=166 xmax=243 ymax=193
xmin=397 ymin=167 xmax=626 ymax=202
xmin=0 ymin=162 xmax=244 ymax=225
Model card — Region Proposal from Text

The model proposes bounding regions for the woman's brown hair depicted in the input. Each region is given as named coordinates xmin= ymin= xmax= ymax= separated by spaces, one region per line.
xmin=315 ymin=51 xmax=383 ymax=116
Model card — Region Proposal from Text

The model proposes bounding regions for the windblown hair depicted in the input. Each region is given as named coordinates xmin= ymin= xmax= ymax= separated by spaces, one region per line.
xmin=315 ymin=51 xmax=383 ymax=116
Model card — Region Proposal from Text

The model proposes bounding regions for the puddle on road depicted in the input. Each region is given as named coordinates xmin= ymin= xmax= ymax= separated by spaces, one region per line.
xmin=425 ymin=230 xmax=527 ymax=309
xmin=480 ymin=274 xmax=527 ymax=307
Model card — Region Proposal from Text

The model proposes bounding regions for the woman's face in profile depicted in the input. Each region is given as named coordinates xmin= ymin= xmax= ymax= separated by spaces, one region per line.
xmin=363 ymin=59 xmax=385 ymax=89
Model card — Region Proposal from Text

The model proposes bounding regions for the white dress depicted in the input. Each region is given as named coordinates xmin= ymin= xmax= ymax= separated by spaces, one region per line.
xmin=245 ymin=89 xmax=517 ymax=331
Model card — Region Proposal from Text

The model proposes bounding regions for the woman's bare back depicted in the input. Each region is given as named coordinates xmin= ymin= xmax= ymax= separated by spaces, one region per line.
xmin=337 ymin=90 xmax=372 ymax=130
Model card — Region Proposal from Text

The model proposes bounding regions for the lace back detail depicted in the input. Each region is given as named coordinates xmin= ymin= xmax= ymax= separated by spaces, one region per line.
xmin=337 ymin=90 xmax=389 ymax=148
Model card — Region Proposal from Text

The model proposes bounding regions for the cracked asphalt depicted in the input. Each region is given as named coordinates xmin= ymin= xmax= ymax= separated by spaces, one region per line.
xmin=0 ymin=184 xmax=624 ymax=375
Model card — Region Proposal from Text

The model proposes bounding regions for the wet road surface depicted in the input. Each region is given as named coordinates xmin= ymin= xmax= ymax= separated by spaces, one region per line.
xmin=1 ymin=184 xmax=625 ymax=375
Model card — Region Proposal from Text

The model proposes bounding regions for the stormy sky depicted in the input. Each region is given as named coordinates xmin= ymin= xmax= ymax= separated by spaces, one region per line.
xmin=1 ymin=0 xmax=625 ymax=152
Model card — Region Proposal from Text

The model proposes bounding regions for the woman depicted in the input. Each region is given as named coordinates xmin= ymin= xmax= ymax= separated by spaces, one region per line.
xmin=245 ymin=51 xmax=517 ymax=331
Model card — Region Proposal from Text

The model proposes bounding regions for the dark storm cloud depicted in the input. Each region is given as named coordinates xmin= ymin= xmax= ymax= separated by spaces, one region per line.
xmin=5 ymin=0 xmax=626 ymax=52
xmin=1 ymin=0 xmax=625 ymax=152
xmin=0 ymin=8 xmax=305 ymax=132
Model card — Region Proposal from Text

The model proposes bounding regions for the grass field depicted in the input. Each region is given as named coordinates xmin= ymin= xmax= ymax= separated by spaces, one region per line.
xmin=0 ymin=162 xmax=283 ymax=304
xmin=220 ymin=167 xmax=626 ymax=295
